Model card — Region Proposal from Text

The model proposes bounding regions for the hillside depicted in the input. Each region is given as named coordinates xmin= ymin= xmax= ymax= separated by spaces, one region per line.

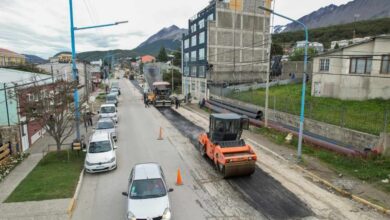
xmin=23 ymin=54 xmax=47 ymax=64
xmin=283 ymin=0 xmax=390 ymax=32
xmin=77 ymin=25 xmax=186 ymax=62
xmin=273 ymin=17 xmax=390 ymax=49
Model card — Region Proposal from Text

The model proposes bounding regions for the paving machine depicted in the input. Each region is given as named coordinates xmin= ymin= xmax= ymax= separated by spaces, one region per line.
xmin=147 ymin=81 xmax=172 ymax=107
xmin=198 ymin=113 xmax=257 ymax=178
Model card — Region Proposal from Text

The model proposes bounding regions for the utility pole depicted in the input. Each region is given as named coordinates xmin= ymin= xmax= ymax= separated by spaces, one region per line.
xmin=264 ymin=0 xmax=275 ymax=127
xmin=3 ymin=83 xmax=10 ymax=126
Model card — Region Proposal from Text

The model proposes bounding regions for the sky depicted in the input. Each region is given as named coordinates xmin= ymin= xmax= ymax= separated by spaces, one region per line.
xmin=0 ymin=0 xmax=353 ymax=59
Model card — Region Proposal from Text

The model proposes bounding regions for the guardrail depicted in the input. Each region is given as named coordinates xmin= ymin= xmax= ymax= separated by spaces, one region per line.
xmin=0 ymin=143 xmax=11 ymax=164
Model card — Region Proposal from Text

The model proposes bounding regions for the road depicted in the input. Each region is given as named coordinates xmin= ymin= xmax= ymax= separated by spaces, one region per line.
xmin=74 ymin=78 xmax=293 ymax=220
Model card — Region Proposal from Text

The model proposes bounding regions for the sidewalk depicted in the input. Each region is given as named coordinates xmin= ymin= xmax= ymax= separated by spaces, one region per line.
xmin=0 ymin=91 xmax=101 ymax=219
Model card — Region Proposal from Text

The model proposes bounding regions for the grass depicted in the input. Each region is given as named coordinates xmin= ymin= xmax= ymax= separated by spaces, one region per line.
xmin=96 ymin=92 xmax=106 ymax=100
xmin=5 ymin=150 xmax=85 ymax=202
xmin=254 ymin=127 xmax=390 ymax=193
xmin=228 ymin=83 xmax=390 ymax=135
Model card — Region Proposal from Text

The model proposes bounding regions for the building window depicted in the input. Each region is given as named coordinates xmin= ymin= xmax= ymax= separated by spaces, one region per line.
xmin=208 ymin=13 xmax=214 ymax=21
xmin=350 ymin=57 xmax=372 ymax=74
xmin=183 ymin=66 xmax=189 ymax=76
xmin=191 ymin=24 xmax=197 ymax=33
xmin=199 ymin=32 xmax=205 ymax=44
xmin=184 ymin=52 xmax=189 ymax=62
xmin=191 ymin=51 xmax=197 ymax=62
xmin=199 ymin=48 xmax=205 ymax=61
xmin=381 ymin=55 xmax=390 ymax=74
xmin=191 ymin=82 xmax=196 ymax=91
xmin=319 ymin=58 xmax=330 ymax=72
xmin=200 ymin=82 xmax=206 ymax=93
xmin=184 ymin=39 xmax=189 ymax=49
xmin=198 ymin=19 xmax=205 ymax=29
xmin=198 ymin=66 xmax=206 ymax=77
xmin=191 ymin=66 xmax=197 ymax=77
xmin=191 ymin=35 xmax=197 ymax=47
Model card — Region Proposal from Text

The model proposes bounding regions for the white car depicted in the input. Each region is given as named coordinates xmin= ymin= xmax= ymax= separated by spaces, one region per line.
xmin=95 ymin=118 xmax=117 ymax=142
xmin=122 ymin=163 xmax=173 ymax=220
xmin=84 ymin=132 xmax=117 ymax=173
xmin=98 ymin=104 xmax=118 ymax=123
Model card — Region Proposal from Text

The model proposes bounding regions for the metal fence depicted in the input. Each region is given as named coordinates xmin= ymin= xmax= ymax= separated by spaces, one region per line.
xmin=225 ymin=90 xmax=389 ymax=136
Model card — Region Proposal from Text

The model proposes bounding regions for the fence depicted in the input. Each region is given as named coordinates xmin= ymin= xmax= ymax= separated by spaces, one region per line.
xmin=0 ymin=143 xmax=11 ymax=164
xmin=226 ymin=90 xmax=390 ymax=136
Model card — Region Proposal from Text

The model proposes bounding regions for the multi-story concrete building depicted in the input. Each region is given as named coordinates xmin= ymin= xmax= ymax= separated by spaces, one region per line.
xmin=0 ymin=48 xmax=25 ymax=67
xmin=182 ymin=0 xmax=272 ymax=100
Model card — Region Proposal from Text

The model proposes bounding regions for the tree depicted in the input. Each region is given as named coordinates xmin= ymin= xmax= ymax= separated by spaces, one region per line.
xmin=18 ymin=79 xmax=84 ymax=152
xmin=162 ymin=68 xmax=182 ymax=92
xmin=271 ymin=43 xmax=284 ymax=56
xmin=172 ymin=50 xmax=181 ymax=67
xmin=157 ymin=47 xmax=168 ymax=62
xmin=334 ymin=43 xmax=340 ymax=49
xmin=289 ymin=47 xmax=317 ymax=61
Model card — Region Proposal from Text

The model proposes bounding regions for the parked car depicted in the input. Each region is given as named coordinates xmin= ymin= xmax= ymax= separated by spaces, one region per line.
xmin=110 ymin=87 xmax=120 ymax=96
xmin=95 ymin=118 xmax=117 ymax=142
xmin=122 ymin=163 xmax=173 ymax=220
xmin=106 ymin=93 xmax=118 ymax=107
xmin=84 ymin=132 xmax=118 ymax=173
xmin=111 ymin=82 xmax=121 ymax=95
xmin=98 ymin=104 xmax=118 ymax=123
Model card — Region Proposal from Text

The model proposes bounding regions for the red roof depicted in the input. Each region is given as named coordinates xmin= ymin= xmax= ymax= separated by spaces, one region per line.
xmin=141 ymin=55 xmax=155 ymax=63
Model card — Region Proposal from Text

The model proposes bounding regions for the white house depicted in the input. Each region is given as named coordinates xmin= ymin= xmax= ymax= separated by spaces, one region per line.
xmin=311 ymin=35 xmax=390 ymax=100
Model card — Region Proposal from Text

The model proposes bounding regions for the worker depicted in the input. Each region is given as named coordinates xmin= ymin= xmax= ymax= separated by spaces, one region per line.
xmin=175 ymin=97 xmax=179 ymax=109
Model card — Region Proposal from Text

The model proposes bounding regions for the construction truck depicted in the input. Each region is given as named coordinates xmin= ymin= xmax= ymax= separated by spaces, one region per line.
xmin=147 ymin=81 xmax=172 ymax=107
xmin=198 ymin=113 xmax=257 ymax=178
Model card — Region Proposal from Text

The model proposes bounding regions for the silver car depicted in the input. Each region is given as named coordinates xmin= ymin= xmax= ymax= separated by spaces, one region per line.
xmin=94 ymin=118 xmax=117 ymax=142
xmin=122 ymin=163 xmax=173 ymax=220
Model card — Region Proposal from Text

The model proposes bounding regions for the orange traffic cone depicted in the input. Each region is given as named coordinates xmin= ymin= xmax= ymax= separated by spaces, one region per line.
xmin=176 ymin=168 xmax=183 ymax=186
xmin=157 ymin=127 xmax=163 ymax=140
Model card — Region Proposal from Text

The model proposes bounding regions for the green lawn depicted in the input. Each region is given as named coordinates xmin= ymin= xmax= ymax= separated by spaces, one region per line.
xmin=5 ymin=150 xmax=85 ymax=202
xmin=228 ymin=83 xmax=390 ymax=135
xmin=255 ymin=127 xmax=390 ymax=194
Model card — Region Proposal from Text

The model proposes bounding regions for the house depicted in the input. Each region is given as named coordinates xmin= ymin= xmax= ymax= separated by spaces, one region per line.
xmin=311 ymin=35 xmax=390 ymax=100
xmin=0 ymin=68 xmax=55 ymax=151
xmin=330 ymin=37 xmax=371 ymax=49
xmin=182 ymin=0 xmax=272 ymax=100
xmin=141 ymin=55 xmax=156 ymax=63
xmin=0 ymin=48 xmax=26 ymax=67
xmin=294 ymin=41 xmax=324 ymax=53
xmin=50 ymin=52 xmax=72 ymax=63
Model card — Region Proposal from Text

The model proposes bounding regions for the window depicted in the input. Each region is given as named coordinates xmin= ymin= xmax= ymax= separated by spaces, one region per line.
xmin=191 ymin=51 xmax=197 ymax=62
xmin=381 ymin=55 xmax=390 ymax=74
xmin=184 ymin=39 xmax=189 ymax=49
xmin=200 ymin=82 xmax=206 ymax=93
xmin=350 ymin=57 xmax=372 ymax=74
xmin=198 ymin=19 xmax=205 ymax=29
xmin=319 ymin=59 xmax=330 ymax=72
xmin=199 ymin=48 xmax=205 ymax=60
xmin=191 ymin=24 xmax=197 ymax=33
xmin=208 ymin=13 xmax=214 ymax=21
xmin=198 ymin=66 xmax=206 ymax=77
xmin=184 ymin=52 xmax=189 ymax=62
xmin=191 ymin=82 xmax=196 ymax=91
xmin=184 ymin=66 xmax=189 ymax=76
xmin=191 ymin=35 xmax=197 ymax=47
xmin=199 ymin=32 xmax=205 ymax=44
xmin=191 ymin=66 xmax=197 ymax=76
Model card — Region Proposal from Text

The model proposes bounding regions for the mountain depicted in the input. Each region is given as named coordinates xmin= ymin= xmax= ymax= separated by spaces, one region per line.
xmin=283 ymin=0 xmax=390 ymax=32
xmin=23 ymin=54 xmax=47 ymax=64
xmin=77 ymin=25 xmax=187 ymax=61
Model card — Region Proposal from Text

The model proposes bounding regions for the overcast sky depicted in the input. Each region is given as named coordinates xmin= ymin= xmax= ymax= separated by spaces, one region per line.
xmin=0 ymin=0 xmax=353 ymax=59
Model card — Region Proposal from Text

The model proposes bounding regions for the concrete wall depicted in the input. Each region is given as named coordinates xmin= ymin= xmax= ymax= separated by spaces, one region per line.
xmin=312 ymin=37 xmax=390 ymax=100
xmin=215 ymin=96 xmax=380 ymax=150
xmin=278 ymin=61 xmax=313 ymax=80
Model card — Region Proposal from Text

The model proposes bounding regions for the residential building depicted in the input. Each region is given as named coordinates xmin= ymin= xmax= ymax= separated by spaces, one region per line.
xmin=311 ymin=35 xmax=390 ymax=100
xmin=0 ymin=48 xmax=26 ymax=67
xmin=182 ymin=0 xmax=272 ymax=100
xmin=50 ymin=52 xmax=72 ymax=63
xmin=330 ymin=37 xmax=371 ymax=49
xmin=294 ymin=41 xmax=324 ymax=53
xmin=141 ymin=55 xmax=156 ymax=63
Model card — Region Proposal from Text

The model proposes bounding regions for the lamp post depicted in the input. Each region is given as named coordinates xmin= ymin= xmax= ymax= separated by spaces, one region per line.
xmin=69 ymin=0 xmax=127 ymax=140
xmin=259 ymin=5 xmax=308 ymax=160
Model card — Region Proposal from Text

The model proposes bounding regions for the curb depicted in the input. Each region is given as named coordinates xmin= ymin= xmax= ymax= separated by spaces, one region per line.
xmin=67 ymin=168 xmax=85 ymax=219
xmin=247 ymin=138 xmax=390 ymax=216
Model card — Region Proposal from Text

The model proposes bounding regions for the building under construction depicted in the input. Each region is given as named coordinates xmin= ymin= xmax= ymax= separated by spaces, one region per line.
xmin=182 ymin=0 xmax=272 ymax=100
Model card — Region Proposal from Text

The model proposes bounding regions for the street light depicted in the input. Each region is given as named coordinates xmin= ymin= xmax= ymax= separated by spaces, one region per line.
xmin=258 ymin=5 xmax=309 ymax=161
xmin=69 ymin=0 xmax=128 ymax=140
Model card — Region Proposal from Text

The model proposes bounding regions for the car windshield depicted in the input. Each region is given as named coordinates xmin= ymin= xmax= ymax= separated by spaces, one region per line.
xmin=110 ymin=89 xmax=118 ymax=93
xmin=129 ymin=178 xmax=166 ymax=199
xmin=101 ymin=106 xmax=115 ymax=113
xmin=97 ymin=121 xmax=114 ymax=129
xmin=89 ymin=140 xmax=111 ymax=153
xmin=106 ymin=95 xmax=116 ymax=101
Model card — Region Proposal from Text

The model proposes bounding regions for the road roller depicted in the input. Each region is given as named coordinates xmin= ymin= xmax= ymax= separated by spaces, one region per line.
xmin=198 ymin=113 xmax=257 ymax=178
